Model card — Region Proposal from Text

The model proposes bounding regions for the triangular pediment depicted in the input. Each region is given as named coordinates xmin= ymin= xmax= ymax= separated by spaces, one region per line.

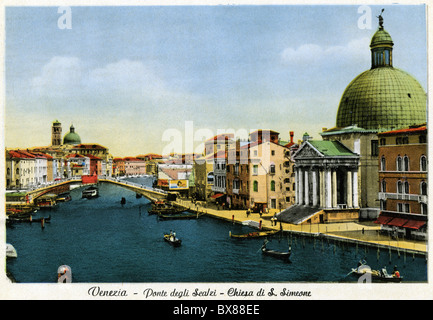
xmin=293 ymin=141 xmax=323 ymax=159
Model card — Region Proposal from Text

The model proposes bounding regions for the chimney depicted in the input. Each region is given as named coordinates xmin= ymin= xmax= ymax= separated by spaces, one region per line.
xmin=289 ymin=131 xmax=294 ymax=144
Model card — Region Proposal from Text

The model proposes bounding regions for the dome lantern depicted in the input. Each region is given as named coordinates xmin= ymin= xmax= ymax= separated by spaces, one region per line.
xmin=370 ymin=9 xmax=393 ymax=69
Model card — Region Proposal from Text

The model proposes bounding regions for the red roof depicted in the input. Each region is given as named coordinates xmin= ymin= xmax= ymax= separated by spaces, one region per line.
xmin=379 ymin=125 xmax=426 ymax=136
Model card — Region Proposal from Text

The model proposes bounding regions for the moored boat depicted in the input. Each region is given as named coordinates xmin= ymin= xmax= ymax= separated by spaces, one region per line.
xmin=35 ymin=193 xmax=58 ymax=209
xmin=350 ymin=260 xmax=403 ymax=283
xmin=82 ymin=186 xmax=99 ymax=199
xmin=158 ymin=212 xmax=204 ymax=220
xmin=164 ymin=232 xmax=182 ymax=247
xmin=149 ymin=201 xmax=184 ymax=215
xmin=6 ymin=243 xmax=17 ymax=258
xmin=6 ymin=215 xmax=51 ymax=223
xmin=229 ymin=230 xmax=280 ymax=239
xmin=261 ymin=241 xmax=291 ymax=261
xmin=56 ymin=192 xmax=72 ymax=202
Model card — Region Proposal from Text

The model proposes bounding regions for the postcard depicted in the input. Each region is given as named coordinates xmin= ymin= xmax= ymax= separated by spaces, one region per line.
xmin=1 ymin=0 xmax=431 ymax=305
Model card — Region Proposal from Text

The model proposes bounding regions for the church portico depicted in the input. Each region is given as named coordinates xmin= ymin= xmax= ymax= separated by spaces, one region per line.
xmin=277 ymin=140 xmax=360 ymax=225
xmin=296 ymin=163 xmax=359 ymax=210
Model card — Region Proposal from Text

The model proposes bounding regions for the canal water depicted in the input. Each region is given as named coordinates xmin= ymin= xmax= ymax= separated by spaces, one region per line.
xmin=6 ymin=177 xmax=427 ymax=283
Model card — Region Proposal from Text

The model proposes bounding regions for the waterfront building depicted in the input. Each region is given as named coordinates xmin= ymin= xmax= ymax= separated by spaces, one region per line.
xmin=70 ymin=143 xmax=113 ymax=177
xmin=226 ymin=139 xmax=249 ymax=209
xmin=66 ymin=153 xmax=90 ymax=177
xmin=248 ymin=130 xmax=295 ymax=213
xmin=6 ymin=150 xmax=35 ymax=189
xmin=204 ymin=133 xmax=234 ymax=157
xmin=123 ymin=157 xmax=147 ymax=176
xmin=157 ymin=163 xmax=192 ymax=197
xmin=136 ymin=154 xmax=163 ymax=176
xmin=193 ymin=153 xmax=214 ymax=202
xmin=320 ymin=14 xmax=426 ymax=219
xmin=376 ymin=124 xmax=427 ymax=240
xmin=112 ymin=158 xmax=125 ymax=176
xmin=211 ymin=150 xmax=227 ymax=204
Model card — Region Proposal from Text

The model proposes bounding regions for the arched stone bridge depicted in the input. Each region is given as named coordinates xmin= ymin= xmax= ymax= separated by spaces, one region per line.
xmin=26 ymin=177 xmax=169 ymax=204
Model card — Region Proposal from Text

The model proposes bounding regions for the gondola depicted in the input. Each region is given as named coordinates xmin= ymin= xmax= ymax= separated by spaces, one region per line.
xmin=164 ymin=233 xmax=182 ymax=247
xmin=350 ymin=260 xmax=403 ymax=283
xmin=260 ymin=240 xmax=291 ymax=261
xmin=158 ymin=212 xmax=204 ymax=220
xmin=148 ymin=201 xmax=184 ymax=215
xmin=6 ymin=215 xmax=51 ymax=223
xmin=229 ymin=230 xmax=280 ymax=239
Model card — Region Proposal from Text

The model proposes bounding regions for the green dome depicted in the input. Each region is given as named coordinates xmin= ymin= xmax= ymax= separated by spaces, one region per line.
xmin=336 ymin=67 xmax=426 ymax=131
xmin=336 ymin=23 xmax=426 ymax=131
xmin=63 ymin=125 xmax=81 ymax=145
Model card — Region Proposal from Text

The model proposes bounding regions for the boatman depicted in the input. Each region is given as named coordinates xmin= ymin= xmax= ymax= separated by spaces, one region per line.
xmin=393 ymin=265 xmax=400 ymax=278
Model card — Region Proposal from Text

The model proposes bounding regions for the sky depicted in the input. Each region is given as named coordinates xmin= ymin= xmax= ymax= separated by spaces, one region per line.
xmin=4 ymin=4 xmax=428 ymax=157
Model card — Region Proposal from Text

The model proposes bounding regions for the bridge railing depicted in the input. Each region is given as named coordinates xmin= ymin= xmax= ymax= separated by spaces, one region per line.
xmin=100 ymin=176 xmax=168 ymax=194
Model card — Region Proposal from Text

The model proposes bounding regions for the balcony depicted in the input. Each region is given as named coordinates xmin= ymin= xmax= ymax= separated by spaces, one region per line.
xmin=379 ymin=192 xmax=427 ymax=203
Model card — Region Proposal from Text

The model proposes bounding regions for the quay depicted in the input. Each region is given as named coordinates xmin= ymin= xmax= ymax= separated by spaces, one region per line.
xmin=173 ymin=198 xmax=427 ymax=257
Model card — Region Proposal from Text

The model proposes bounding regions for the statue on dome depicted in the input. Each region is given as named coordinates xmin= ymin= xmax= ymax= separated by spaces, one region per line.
xmin=377 ymin=8 xmax=385 ymax=28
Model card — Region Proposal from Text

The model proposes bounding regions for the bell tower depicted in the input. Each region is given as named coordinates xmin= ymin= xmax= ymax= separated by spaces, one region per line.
xmin=52 ymin=120 xmax=62 ymax=146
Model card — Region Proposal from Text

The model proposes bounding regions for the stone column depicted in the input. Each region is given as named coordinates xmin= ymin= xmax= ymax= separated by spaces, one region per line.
xmin=332 ymin=170 xmax=337 ymax=208
xmin=326 ymin=169 xmax=332 ymax=208
xmin=312 ymin=170 xmax=318 ymax=206
xmin=347 ymin=170 xmax=352 ymax=208
xmin=353 ymin=170 xmax=359 ymax=208
xmin=319 ymin=170 xmax=325 ymax=208
xmin=304 ymin=170 xmax=309 ymax=206
xmin=295 ymin=168 xmax=299 ymax=204
xmin=298 ymin=168 xmax=303 ymax=205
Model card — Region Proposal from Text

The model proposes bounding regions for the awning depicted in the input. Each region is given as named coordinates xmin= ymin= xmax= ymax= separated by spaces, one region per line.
xmin=210 ymin=193 xmax=225 ymax=199
xmin=403 ymin=220 xmax=426 ymax=230
xmin=375 ymin=214 xmax=394 ymax=225
xmin=386 ymin=217 xmax=409 ymax=227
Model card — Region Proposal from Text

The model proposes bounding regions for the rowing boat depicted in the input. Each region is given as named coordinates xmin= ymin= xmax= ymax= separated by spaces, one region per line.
xmin=229 ymin=230 xmax=279 ymax=239
xmin=163 ymin=234 xmax=182 ymax=247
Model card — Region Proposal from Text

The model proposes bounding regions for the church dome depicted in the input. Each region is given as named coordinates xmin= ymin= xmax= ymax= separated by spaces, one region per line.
xmin=335 ymin=16 xmax=426 ymax=131
xmin=63 ymin=125 xmax=81 ymax=145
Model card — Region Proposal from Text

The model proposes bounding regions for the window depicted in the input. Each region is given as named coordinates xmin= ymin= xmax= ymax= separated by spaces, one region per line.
xmin=253 ymin=165 xmax=258 ymax=175
xmin=404 ymin=204 xmax=410 ymax=213
xmin=420 ymin=155 xmax=427 ymax=171
xmin=270 ymin=180 xmax=275 ymax=191
xmin=371 ymin=140 xmax=379 ymax=156
xmin=421 ymin=181 xmax=427 ymax=195
xmin=381 ymin=156 xmax=386 ymax=171
xmin=270 ymin=199 xmax=276 ymax=209
xmin=403 ymin=156 xmax=409 ymax=171
xmin=380 ymin=138 xmax=386 ymax=146
xmin=404 ymin=181 xmax=409 ymax=194
xmin=397 ymin=180 xmax=403 ymax=194
xmin=381 ymin=180 xmax=387 ymax=192
xmin=271 ymin=150 xmax=275 ymax=156
xmin=253 ymin=180 xmax=258 ymax=192
xmin=396 ymin=156 xmax=402 ymax=171
xmin=419 ymin=135 xmax=427 ymax=143
xmin=270 ymin=164 xmax=275 ymax=174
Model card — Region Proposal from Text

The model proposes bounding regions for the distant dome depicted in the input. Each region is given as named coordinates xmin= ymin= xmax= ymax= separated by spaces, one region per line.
xmin=63 ymin=125 xmax=81 ymax=145
xmin=335 ymin=23 xmax=426 ymax=131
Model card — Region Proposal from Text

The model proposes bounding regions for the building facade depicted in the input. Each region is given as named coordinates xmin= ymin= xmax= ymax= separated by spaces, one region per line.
xmin=376 ymin=124 xmax=427 ymax=239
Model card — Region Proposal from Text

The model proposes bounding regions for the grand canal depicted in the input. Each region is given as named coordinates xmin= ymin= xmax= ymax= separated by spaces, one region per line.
xmin=6 ymin=177 xmax=427 ymax=283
